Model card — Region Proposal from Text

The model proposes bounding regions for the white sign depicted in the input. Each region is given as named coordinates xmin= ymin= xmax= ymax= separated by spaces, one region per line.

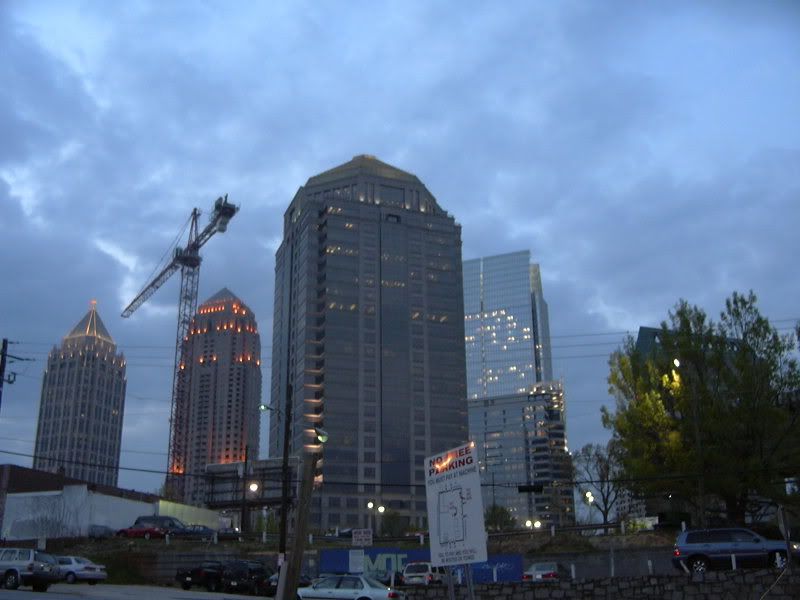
xmin=425 ymin=442 xmax=487 ymax=566
xmin=352 ymin=528 xmax=373 ymax=547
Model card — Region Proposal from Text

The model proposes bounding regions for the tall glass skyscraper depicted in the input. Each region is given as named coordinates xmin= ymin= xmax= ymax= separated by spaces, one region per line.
xmin=34 ymin=301 xmax=126 ymax=486
xmin=463 ymin=250 xmax=552 ymax=398
xmin=464 ymin=251 xmax=573 ymax=526
xmin=269 ymin=155 xmax=467 ymax=531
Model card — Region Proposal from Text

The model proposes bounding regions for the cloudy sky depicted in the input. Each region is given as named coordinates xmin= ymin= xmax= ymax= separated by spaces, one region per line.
xmin=1 ymin=1 xmax=798 ymax=493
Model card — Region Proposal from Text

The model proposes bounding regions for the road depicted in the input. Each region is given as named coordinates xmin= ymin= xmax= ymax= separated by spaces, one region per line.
xmin=0 ymin=584 xmax=266 ymax=600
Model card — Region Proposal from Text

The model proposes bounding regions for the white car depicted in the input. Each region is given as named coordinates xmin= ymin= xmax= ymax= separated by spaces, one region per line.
xmin=298 ymin=574 xmax=405 ymax=600
xmin=56 ymin=556 xmax=108 ymax=584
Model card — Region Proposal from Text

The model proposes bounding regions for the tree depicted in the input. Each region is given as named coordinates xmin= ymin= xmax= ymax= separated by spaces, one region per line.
xmin=603 ymin=291 xmax=800 ymax=526
xmin=379 ymin=510 xmax=406 ymax=538
xmin=573 ymin=441 xmax=624 ymax=526
xmin=484 ymin=504 xmax=517 ymax=532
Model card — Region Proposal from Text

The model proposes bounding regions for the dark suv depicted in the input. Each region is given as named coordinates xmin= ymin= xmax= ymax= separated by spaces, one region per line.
xmin=221 ymin=560 xmax=273 ymax=594
xmin=673 ymin=527 xmax=800 ymax=573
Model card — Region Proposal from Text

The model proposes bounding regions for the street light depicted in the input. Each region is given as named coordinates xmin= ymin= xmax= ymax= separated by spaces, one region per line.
xmin=367 ymin=500 xmax=385 ymax=534
xmin=525 ymin=519 xmax=542 ymax=529
xmin=259 ymin=402 xmax=292 ymax=560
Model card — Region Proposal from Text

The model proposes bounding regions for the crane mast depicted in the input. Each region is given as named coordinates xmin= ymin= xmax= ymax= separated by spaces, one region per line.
xmin=122 ymin=196 xmax=238 ymax=498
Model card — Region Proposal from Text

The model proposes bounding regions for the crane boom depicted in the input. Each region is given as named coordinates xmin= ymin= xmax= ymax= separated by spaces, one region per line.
xmin=121 ymin=196 xmax=238 ymax=319
xmin=121 ymin=195 xmax=238 ymax=500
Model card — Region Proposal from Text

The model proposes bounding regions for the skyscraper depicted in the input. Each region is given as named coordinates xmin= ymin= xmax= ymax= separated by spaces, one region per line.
xmin=270 ymin=155 xmax=467 ymax=531
xmin=169 ymin=288 xmax=262 ymax=505
xmin=463 ymin=250 xmax=552 ymax=398
xmin=463 ymin=251 xmax=573 ymax=525
xmin=34 ymin=301 xmax=126 ymax=487
xmin=468 ymin=382 xmax=573 ymax=526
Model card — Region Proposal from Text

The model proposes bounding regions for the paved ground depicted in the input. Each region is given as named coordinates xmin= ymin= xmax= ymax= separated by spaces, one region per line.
xmin=0 ymin=583 xmax=263 ymax=599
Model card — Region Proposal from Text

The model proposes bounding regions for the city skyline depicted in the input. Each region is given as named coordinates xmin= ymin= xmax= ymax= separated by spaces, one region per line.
xmin=1 ymin=2 xmax=798 ymax=494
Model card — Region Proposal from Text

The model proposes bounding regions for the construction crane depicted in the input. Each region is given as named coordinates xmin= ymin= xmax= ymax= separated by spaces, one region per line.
xmin=122 ymin=195 xmax=238 ymax=494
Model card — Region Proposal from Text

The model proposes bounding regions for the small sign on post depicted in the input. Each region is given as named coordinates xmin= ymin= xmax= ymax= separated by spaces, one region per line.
xmin=351 ymin=528 xmax=373 ymax=547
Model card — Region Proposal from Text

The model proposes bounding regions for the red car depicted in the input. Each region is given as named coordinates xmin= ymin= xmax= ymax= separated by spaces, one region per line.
xmin=115 ymin=524 xmax=165 ymax=539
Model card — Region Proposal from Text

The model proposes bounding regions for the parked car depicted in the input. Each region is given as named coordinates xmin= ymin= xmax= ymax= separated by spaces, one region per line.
xmin=217 ymin=526 xmax=241 ymax=541
xmin=522 ymin=562 xmax=569 ymax=582
xmin=176 ymin=524 xmax=216 ymax=541
xmin=672 ymin=527 xmax=800 ymax=573
xmin=0 ymin=548 xmax=62 ymax=592
xmin=116 ymin=523 xmax=166 ymax=539
xmin=402 ymin=561 xmax=446 ymax=586
xmin=264 ymin=571 xmax=312 ymax=595
xmin=175 ymin=560 xmax=225 ymax=591
xmin=220 ymin=560 xmax=273 ymax=594
xmin=374 ymin=570 xmax=404 ymax=587
xmin=134 ymin=515 xmax=191 ymax=536
xmin=297 ymin=574 xmax=405 ymax=600
xmin=56 ymin=556 xmax=107 ymax=584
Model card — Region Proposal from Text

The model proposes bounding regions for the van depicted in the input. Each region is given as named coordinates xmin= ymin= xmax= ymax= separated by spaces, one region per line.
xmin=0 ymin=548 xmax=62 ymax=592
xmin=134 ymin=515 xmax=188 ymax=534
xmin=402 ymin=561 xmax=446 ymax=585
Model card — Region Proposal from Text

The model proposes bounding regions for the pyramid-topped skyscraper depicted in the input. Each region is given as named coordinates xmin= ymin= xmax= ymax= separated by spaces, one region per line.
xmin=34 ymin=301 xmax=127 ymax=486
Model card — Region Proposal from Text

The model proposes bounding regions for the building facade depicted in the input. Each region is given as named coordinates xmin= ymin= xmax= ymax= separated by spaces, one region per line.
xmin=269 ymin=155 xmax=467 ymax=531
xmin=463 ymin=250 xmax=552 ymax=398
xmin=464 ymin=252 xmax=573 ymax=525
xmin=468 ymin=382 xmax=574 ymax=526
xmin=169 ymin=288 xmax=262 ymax=505
xmin=33 ymin=302 xmax=126 ymax=487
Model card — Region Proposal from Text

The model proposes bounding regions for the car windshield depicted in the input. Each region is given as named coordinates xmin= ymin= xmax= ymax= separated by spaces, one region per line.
xmin=364 ymin=576 xmax=386 ymax=588
xmin=533 ymin=563 xmax=557 ymax=572
xmin=75 ymin=557 xmax=91 ymax=564
xmin=405 ymin=564 xmax=429 ymax=574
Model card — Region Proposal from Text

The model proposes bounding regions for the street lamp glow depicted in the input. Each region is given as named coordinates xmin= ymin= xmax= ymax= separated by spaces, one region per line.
xmin=367 ymin=501 xmax=374 ymax=509
xmin=314 ymin=427 xmax=329 ymax=444
xmin=525 ymin=519 xmax=532 ymax=528
xmin=673 ymin=358 xmax=680 ymax=368
xmin=377 ymin=505 xmax=385 ymax=514
xmin=533 ymin=520 xmax=542 ymax=529
xmin=585 ymin=491 xmax=592 ymax=499
xmin=249 ymin=482 xmax=259 ymax=493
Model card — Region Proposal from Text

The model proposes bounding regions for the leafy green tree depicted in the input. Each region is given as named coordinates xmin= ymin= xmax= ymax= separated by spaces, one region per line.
xmin=603 ymin=291 xmax=800 ymax=525
xmin=484 ymin=504 xmax=517 ymax=532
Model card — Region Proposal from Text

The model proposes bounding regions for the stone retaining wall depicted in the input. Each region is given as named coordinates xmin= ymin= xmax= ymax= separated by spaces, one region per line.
xmin=403 ymin=571 xmax=800 ymax=599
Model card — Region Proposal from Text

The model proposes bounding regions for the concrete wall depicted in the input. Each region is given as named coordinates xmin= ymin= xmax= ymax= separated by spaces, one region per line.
xmin=157 ymin=499 xmax=220 ymax=529
xmin=1 ymin=486 xmax=155 ymax=539
xmin=402 ymin=571 xmax=800 ymax=599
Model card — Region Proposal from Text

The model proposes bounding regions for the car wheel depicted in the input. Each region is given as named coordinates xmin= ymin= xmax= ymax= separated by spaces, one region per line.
xmin=88 ymin=581 xmax=98 ymax=586
xmin=144 ymin=532 xmax=151 ymax=540
xmin=206 ymin=581 xmax=218 ymax=592
xmin=181 ymin=582 xmax=191 ymax=590
xmin=4 ymin=571 xmax=19 ymax=590
xmin=690 ymin=557 xmax=708 ymax=573
xmin=771 ymin=551 xmax=787 ymax=569
xmin=66 ymin=572 xmax=77 ymax=584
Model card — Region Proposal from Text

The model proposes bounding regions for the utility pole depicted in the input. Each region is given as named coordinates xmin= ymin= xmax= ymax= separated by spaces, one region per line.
xmin=279 ymin=384 xmax=293 ymax=563
xmin=0 ymin=338 xmax=27 ymax=415
xmin=240 ymin=445 xmax=249 ymax=535
xmin=0 ymin=338 xmax=8 ymax=413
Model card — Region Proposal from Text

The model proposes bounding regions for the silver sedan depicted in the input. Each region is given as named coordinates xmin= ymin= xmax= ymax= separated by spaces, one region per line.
xmin=56 ymin=556 xmax=108 ymax=584
xmin=298 ymin=574 xmax=405 ymax=600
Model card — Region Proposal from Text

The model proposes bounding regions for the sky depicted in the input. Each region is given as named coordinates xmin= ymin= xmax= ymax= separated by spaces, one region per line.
xmin=1 ymin=0 xmax=798 ymax=494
